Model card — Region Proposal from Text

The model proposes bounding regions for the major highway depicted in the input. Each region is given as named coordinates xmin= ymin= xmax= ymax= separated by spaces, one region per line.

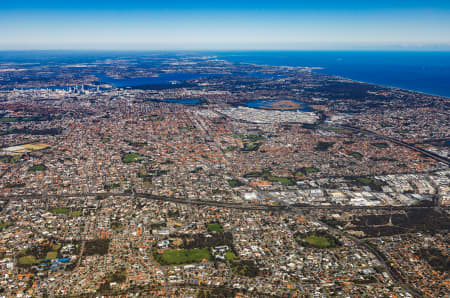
xmin=1 ymin=191 xmax=447 ymax=212
xmin=337 ymin=124 xmax=450 ymax=165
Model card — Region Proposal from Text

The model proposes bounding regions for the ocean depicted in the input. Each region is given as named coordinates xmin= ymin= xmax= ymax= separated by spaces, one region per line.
xmin=215 ymin=51 xmax=450 ymax=98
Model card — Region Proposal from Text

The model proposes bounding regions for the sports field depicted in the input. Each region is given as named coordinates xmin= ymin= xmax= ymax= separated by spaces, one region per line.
xmin=153 ymin=248 xmax=211 ymax=265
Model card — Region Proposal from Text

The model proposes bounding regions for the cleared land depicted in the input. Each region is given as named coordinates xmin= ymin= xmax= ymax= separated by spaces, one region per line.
xmin=296 ymin=167 xmax=319 ymax=176
xmin=18 ymin=255 xmax=40 ymax=265
xmin=28 ymin=164 xmax=47 ymax=171
xmin=244 ymin=169 xmax=295 ymax=186
xmin=45 ymin=251 xmax=58 ymax=259
xmin=303 ymin=235 xmax=332 ymax=248
xmin=296 ymin=232 xmax=341 ymax=249
xmin=123 ymin=153 xmax=143 ymax=163
xmin=257 ymin=99 xmax=306 ymax=110
xmin=153 ymin=248 xmax=211 ymax=265
xmin=207 ymin=223 xmax=224 ymax=233
xmin=70 ymin=211 xmax=82 ymax=217
xmin=22 ymin=143 xmax=50 ymax=150
xmin=225 ymin=251 xmax=237 ymax=261
xmin=49 ymin=208 xmax=70 ymax=214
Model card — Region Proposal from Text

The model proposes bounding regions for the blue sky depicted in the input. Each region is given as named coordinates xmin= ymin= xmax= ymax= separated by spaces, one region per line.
xmin=1 ymin=0 xmax=450 ymax=50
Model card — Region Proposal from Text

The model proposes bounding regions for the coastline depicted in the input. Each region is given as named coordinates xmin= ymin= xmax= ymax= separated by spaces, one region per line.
xmin=314 ymin=70 xmax=450 ymax=99
xmin=217 ymin=51 xmax=450 ymax=99
xmin=232 ymin=60 xmax=450 ymax=99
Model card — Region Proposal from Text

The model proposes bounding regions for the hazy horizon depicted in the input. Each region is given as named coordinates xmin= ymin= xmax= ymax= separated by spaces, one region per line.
xmin=1 ymin=0 xmax=450 ymax=51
